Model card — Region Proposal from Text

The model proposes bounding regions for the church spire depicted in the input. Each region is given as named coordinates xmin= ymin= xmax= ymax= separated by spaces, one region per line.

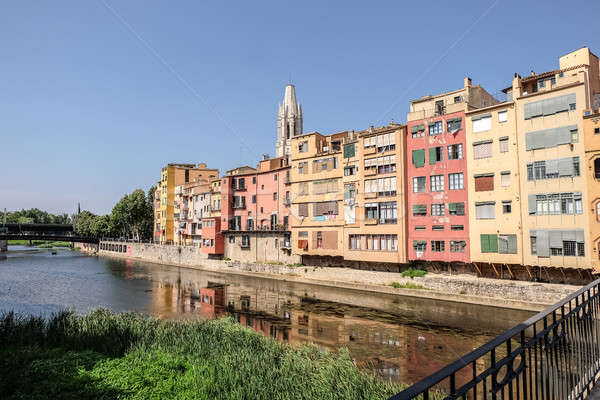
xmin=276 ymin=84 xmax=303 ymax=159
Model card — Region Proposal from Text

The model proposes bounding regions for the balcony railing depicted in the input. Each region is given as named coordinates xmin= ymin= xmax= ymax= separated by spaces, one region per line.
xmin=389 ymin=279 xmax=600 ymax=400
xmin=232 ymin=203 xmax=246 ymax=210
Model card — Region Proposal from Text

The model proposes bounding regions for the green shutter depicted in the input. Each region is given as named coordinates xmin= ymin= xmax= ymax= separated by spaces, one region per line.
xmin=343 ymin=143 xmax=355 ymax=158
xmin=480 ymin=234 xmax=489 ymax=253
xmin=429 ymin=147 xmax=437 ymax=165
xmin=411 ymin=124 xmax=425 ymax=133
xmin=412 ymin=149 xmax=425 ymax=167
xmin=488 ymin=234 xmax=498 ymax=253
xmin=448 ymin=202 xmax=457 ymax=212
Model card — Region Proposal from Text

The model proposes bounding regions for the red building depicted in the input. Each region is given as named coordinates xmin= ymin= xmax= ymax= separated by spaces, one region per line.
xmin=200 ymin=216 xmax=224 ymax=256
xmin=405 ymin=79 xmax=497 ymax=264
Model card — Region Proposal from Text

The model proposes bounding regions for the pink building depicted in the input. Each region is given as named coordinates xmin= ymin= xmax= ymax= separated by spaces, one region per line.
xmin=200 ymin=216 xmax=224 ymax=256
xmin=221 ymin=156 xmax=300 ymax=264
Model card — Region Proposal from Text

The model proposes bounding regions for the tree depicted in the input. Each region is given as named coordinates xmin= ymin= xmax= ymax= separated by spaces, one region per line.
xmin=90 ymin=215 xmax=112 ymax=238
xmin=72 ymin=211 xmax=96 ymax=237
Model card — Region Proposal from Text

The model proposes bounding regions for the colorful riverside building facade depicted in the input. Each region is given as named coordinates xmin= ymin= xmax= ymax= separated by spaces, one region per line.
xmin=289 ymin=125 xmax=408 ymax=269
xmin=200 ymin=178 xmax=224 ymax=256
xmin=220 ymin=156 xmax=300 ymax=264
xmin=158 ymin=163 xmax=218 ymax=244
xmin=405 ymin=78 xmax=498 ymax=264
xmin=463 ymin=47 xmax=600 ymax=277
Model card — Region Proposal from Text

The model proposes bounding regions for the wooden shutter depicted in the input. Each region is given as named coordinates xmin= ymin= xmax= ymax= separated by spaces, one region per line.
xmin=412 ymin=149 xmax=425 ymax=167
xmin=474 ymin=175 xmax=494 ymax=192
xmin=298 ymin=203 xmax=308 ymax=217
xmin=429 ymin=147 xmax=437 ymax=164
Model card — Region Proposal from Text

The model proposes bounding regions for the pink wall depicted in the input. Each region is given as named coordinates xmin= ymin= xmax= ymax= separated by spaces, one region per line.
xmin=200 ymin=217 xmax=224 ymax=254
xmin=221 ymin=166 xmax=291 ymax=231
xmin=405 ymin=111 xmax=470 ymax=262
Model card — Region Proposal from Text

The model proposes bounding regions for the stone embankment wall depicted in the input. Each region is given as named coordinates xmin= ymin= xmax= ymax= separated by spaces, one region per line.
xmin=87 ymin=241 xmax=583 ymax=309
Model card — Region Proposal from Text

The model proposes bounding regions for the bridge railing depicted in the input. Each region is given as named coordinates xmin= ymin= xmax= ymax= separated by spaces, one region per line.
xmin=389 ymin=278 xmax=600 ymax=400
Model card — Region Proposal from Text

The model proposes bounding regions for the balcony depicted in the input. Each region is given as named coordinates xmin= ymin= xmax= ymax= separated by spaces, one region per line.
xmin=363 ymin=146 xmax=376 ymax=155
xmin=364 ymin=168 xmax=376 ymax=177
xmin=232 ymin=202 xmax=246 ymax=210
xmin=233 ymin=185 xmax=247 ymax=192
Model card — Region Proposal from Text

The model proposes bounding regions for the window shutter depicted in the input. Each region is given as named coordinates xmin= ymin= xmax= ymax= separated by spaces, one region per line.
xmin=546 ymin=159 xmax=559 ymax=176
xmin=343 ymin=143 xmax=355 ymax=158
xmin=448 ymin=202 xmax=457 ymax=213
xmin=499 ymin=138 xmax=509 ymax=153
xmin=536 ymin=230 xmax=549 ymax=257
xmin=481 ymin=234 xmax=489 ymax=252
xmin=488 ymin=234 xmax=498 ymax=253
xmin=429 ymin=147 xmax=437 ymax=164
xmin=412 ymin=149 xmax=425 ymax=167
xmin=558 ymin=157 xmax=574 ymax=176
xmin=528 ymin=195 xmax=537 ymax=214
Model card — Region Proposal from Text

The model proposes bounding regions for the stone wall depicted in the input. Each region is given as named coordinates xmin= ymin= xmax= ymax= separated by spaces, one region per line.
xmin=223 ymin=233 xmax=301 ymax=264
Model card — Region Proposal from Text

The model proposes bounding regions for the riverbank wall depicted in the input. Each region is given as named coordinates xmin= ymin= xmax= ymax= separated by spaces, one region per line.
xmin=84 ymin=241 xmax=583 ymax=311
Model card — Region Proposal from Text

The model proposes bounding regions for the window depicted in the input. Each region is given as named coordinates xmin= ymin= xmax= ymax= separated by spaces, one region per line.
xmin=595 ymin=127 xmax=600 ymax=135
xmin=447 ymin=118 xmax=462 ymax=132
xmin=365 ymin=177 xmax=397 ymax=196
xmin=530 ymin=192 xmax=583 ymax=215
xmin=430 ymin=175 xmax=444 ymax=192
xmin=429 ymin=147 xmax=443 ymax=164
xmin=274 ymin=174 xmax=278 ymax=181
xmin=450 ymin=240 xmax=466 ymax=253
xmin=429 ymin=121 xmax=443 ymax=135
xmin=498 ymin=234 xmax=517 ymax=254
xmin=415 ymin=225 xmax=426 ymax=231
xmin=413 ymin=177 xmax=426 ymax=193
xmin=448 ymin=202 xmax=465 ymax=216
xmin=432 ymin=225 xmax=444 ymax=231
xmin=498 ymin=111 xmax=508 ymax=123
xmin=241 ymin=235 xmax=250 ymax=247
xmin=365 ymin=203 xmax=378 ymax=219
xmin=499 ymin=137 xmax=509 ymax=153
xmin=473 ymin=140 xmax=492 ymax=159
xmin=412 ymin=204 xmax=427 ymax=216
xmin=228 ymin=235 xmax=235 ymax=244
xmin=379 ymin=202 xmax=397 ymax=224
xmin=375 ymin=132 xmax=396 ymax=153
xmin=472 ymin=114 xmax=492 ymax=133
xmin=501 ymin=171 xmax=510 ymax=187
xmin=595 ymin=159 xmax=600 ymax=179
xmin=448 ymin=144 xmax=463 ymax=160
xmin=412 ymin=149 xmax=426 ymax=168
xmin=449 ymin=173 xmax=464 ymax=190
xmin=431 ymin=203 xmax=445 ymax=216
xmin=298 ymin=231 xmax=308 ymax=237
xmin=431 ymin=240 xmax=445 ymax=252
xmin=563 ymin=241 xmax=576 ymax=256
xmin=474 ymin=174 xmax=494 ymax=192
xmin=299 ymin=141 xmax=308 ymax=152
xmin=251 ymin=195 xmax=256 ymax=203
xmin=475 ymin=202 xmax=495 ymax=219
xmin=411 ymin=124 xmax=425 ymax=138
xmin=413 ymin=240 xmax=427 ymax=252
xmin=252 ymin=177 xmax=256 ymax=184
xmin=453 ymin=96 xmax=462 ymax=103
xmin=350 ymin=234 xmax=398 ymax=252
xmin=344 ymin=166 xmax=356 ymax=176
xmin=570 ymin=103 xmax=576 ymax=111
xmin=298 ymin=162 xmax=308 ymax=174
xmin=571 ymin=127 xmax=579 ymax=142
xmin=524 ymin=93 xmax=576 ymax=120
xmin=273 ymin=192 xmax=277 ymax=200
xmin=451 ymin=225 xmax=464 ymax=231
xmin=313 ymin=157 xmax=337 ymax=171
xmin=530 ymin=236 xmax=537 ymax=255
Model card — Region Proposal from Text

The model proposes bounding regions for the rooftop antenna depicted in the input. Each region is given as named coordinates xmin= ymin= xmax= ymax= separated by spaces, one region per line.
xmin=289 ymin=72 xmax=292 ymax=85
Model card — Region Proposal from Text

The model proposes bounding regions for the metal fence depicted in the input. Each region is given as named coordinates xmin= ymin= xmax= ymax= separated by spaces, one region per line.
xmin=389 ymin=278 xmax=600 ymax=400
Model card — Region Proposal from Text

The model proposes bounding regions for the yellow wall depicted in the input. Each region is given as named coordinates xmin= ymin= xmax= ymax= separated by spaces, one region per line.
xmin=584 ymin=111 xmax=600 ymax=270
xmin=466 ymin=102 xmax=523 ymax=264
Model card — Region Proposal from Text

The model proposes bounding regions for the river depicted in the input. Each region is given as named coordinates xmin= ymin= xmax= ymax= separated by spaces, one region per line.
xmin=0 ymin=246 xmax=534 ymax=387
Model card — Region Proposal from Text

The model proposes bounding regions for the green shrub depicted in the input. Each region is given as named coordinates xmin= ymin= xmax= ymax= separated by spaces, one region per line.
xmin=391 ymin=281 xmax=424 ymax=290
xmin=401 ymin=268 xmax=428 ymax=279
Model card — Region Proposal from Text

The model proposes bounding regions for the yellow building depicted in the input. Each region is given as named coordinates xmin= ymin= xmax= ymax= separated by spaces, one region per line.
xmin=290 ymin=131 xmax=347 ymax=261
xmin=159 ymin=163 xmax=218 ymax=244
xmin=509 ymin=47 xmax=600 ymax=271
xmin=466 ymin=102 xmax=524 ymax=269
xmin=289 ymin=124 xmax=408 ymax=269
xmin=584 ymin=108 xmax=600 ymax=270
xmin=343 ymin=124 xmax=408 ymax=267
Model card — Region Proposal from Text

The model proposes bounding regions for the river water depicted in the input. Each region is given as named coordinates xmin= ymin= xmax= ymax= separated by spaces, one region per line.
xmin=0 ymin=246 xmax=534 ymax=386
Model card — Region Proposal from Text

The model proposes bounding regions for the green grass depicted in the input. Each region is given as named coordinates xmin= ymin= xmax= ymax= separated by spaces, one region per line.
xmin=8 ymin=240 xmax=71 ymax=248
xmin=286 ymin=262 xmax=304 ymax=267
xmin=0 ymin=310 xmax=406 ymax=399
xmin=401 ymin=268 xmax=428 ymax=279
xmin=391 ymin=281 xmax=425 ymax=290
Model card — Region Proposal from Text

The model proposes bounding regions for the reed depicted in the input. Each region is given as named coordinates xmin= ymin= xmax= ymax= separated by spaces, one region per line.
xmin=0 ymin=310 xmax=407 ymax=399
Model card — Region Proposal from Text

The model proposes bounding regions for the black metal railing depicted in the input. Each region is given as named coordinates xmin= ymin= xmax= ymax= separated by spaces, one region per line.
xmin=390 ymin=278 xmax=600 ymax=400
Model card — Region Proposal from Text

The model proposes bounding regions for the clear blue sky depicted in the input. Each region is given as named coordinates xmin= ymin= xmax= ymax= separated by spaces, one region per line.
xmin=2 ymin=0 xmax=598 ymax=215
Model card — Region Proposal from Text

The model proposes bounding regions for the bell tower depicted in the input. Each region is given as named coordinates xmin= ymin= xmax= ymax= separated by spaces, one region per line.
xmin=276 ymin=84 xmax=302 ymax=160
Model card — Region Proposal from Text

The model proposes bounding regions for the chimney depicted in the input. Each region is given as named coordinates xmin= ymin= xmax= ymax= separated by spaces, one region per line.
xmin=531 ymin=70 xmax=536 ymax=76
xmin=464 ymin=77 xmax=472 ymax=88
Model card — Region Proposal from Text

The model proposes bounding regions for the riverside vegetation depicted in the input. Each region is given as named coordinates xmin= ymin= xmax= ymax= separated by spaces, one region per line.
xmin=0 ymin=310 xmax=411 ymax=400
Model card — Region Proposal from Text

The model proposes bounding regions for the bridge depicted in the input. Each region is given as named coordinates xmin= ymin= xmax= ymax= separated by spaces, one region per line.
xmin=390 ymin=278 xmax=600 ymax=399
xmin=0 ymin=223 xmax=98 ymax=252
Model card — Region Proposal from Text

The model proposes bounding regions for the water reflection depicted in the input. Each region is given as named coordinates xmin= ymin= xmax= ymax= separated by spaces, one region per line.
xmin=0 ymin=250 xmax=534 ymax=386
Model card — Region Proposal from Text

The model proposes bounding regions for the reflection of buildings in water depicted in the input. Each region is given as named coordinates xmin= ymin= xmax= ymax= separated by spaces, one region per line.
xmin=147 ymin=275 xmax=491 ymax=385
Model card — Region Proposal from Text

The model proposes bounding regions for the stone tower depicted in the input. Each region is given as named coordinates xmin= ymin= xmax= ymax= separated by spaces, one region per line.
xmin=276 ymin=84 xmax=302 ymax=159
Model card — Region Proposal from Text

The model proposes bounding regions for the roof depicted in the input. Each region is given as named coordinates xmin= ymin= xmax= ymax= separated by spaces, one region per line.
xmin=520 ymin=64 xmax=587 ymax=84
